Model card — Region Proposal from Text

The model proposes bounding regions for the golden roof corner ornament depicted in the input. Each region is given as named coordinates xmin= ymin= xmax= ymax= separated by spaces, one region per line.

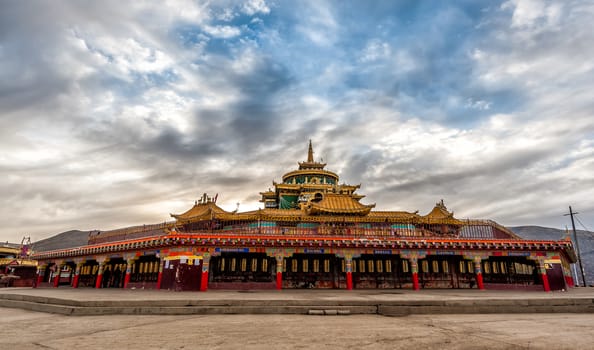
xmin=437 ymin=199 xmax=447 ymax=210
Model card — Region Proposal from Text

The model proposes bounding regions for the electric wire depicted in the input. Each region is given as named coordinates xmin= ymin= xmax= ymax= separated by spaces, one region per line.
xmin=574 ymin=215 xmax=594 ymax=238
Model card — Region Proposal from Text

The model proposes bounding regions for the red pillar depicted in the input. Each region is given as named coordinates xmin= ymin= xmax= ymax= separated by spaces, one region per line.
xmin=123 ymin=259 xmax=133 ymax=289
xmin=473 ymin=260 xmax=485 ymax=290
xmin=409 ymin=258 xmax=420 ymax=291
xmin=34 ymin=268 xmax=43 ymax=288
xmin=537 ymin=261 xmax=551 ymax=292
xmin=156 ymin=271 xmax=163 ymax=289
xmin=95 ymin=274 xmax=103 ymax=289
xmin=275 ymin=256 xmax=283 ymax=290
xmin=412 ymin=272 xmax=420 ymax=290
xmin=53 ymin=268 xmax=60 ymax=288
xmin=72 ymin=263 xmax=81 ymax=288
xmin=200 ymin=256 xmax=210 ymax=292
xmin=95 ymin=265 xmax=104 ymax=289
xmin=345 ymin=257 xmax=353 ymax=290
xmin=35 ymin=274 xmax=43 ymax=288
xmin=476 ymin=272 xmax=484 ymax=290
xmin=346 ymin=271 xmax=353 ymax=290
xmin=200 ymin=270 xmax=209 ymax=291
xmin=542 ymin=273 xmax=551 ymax=292
xmin=276 ymin=271 xmax=283 ymax=290
xmin=123 ymin=273 xmax=131 ymax=289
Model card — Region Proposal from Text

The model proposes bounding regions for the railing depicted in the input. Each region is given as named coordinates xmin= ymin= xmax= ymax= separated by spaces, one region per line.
xmin=85 ymin=221 xmax=528 ymax=246
xmin=188 ymin=222 xmax=518 ymax=240
xmin=463 ymin=220 xmax=520 ymax=238
xmin=88 ymin=221 xmax=176 ymax=244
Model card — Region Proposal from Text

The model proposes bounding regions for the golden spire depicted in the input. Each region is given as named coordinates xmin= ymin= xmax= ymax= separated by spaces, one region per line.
xmin=297 ymin=139 xmax=326 ymax=170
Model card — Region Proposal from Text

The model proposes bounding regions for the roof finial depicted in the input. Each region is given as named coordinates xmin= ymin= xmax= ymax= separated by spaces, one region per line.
xmin=307 ymin=139 xmax=314 ymax=162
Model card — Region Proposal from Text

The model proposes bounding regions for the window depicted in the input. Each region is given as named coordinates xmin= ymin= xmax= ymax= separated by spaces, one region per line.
xmin=376 ymin=260 xmax=383 ymax=273
xmin=432 ymin=260 xmax=439 ymax=273
xmin=422 ymin=260 xmax=429 ymax=273
xmin=483 ymin=261 xmax=491 ymax=274
xmin=262 ymin=259 xmax=268 ymax=272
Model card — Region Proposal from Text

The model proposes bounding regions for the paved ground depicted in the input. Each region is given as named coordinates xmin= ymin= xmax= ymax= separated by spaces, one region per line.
xmin=2 ymin=307 xmax=593 ymax=350
xmin=2 ymin=288 xmax=594 ymax=349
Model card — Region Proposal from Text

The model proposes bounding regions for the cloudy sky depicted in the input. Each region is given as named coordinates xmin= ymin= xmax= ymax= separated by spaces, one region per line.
xmin=1 ymin=0 xmax=593 ymax=243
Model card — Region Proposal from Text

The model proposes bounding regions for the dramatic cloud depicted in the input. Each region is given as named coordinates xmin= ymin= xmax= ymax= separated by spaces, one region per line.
xmin=1 ymin=0 xmax=593 ymax=243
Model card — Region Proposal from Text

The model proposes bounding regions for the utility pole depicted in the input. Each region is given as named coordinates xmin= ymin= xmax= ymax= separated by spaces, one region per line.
xmin=565 ymin=206 xmax=587 ymax=287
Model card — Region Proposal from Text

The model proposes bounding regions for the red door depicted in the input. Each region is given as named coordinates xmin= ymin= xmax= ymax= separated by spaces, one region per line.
xmin=160 ymin=259 xmax=202 ymax=291
xmin=545 ymin=263 xmax=566 ymax=291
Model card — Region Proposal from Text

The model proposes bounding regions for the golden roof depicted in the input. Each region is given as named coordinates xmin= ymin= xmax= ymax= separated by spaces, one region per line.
xmin=306 ymin=193 xmax=375 ymax=215
xmin=421 ymin=200 xmax=464 ymax=225
xmin=171 ymin=201 xmax=228 ymax=222
xmin=171 ymin=195 xmax=467 ymax=226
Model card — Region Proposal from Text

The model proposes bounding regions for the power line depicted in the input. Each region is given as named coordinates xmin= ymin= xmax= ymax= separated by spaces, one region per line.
xmin=574 ymin=215 xmax=594 ymax=237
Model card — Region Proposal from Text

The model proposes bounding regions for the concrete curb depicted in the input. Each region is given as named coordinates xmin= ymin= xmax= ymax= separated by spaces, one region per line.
xmin=1 ymin=292 xmax=593 ymax=316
